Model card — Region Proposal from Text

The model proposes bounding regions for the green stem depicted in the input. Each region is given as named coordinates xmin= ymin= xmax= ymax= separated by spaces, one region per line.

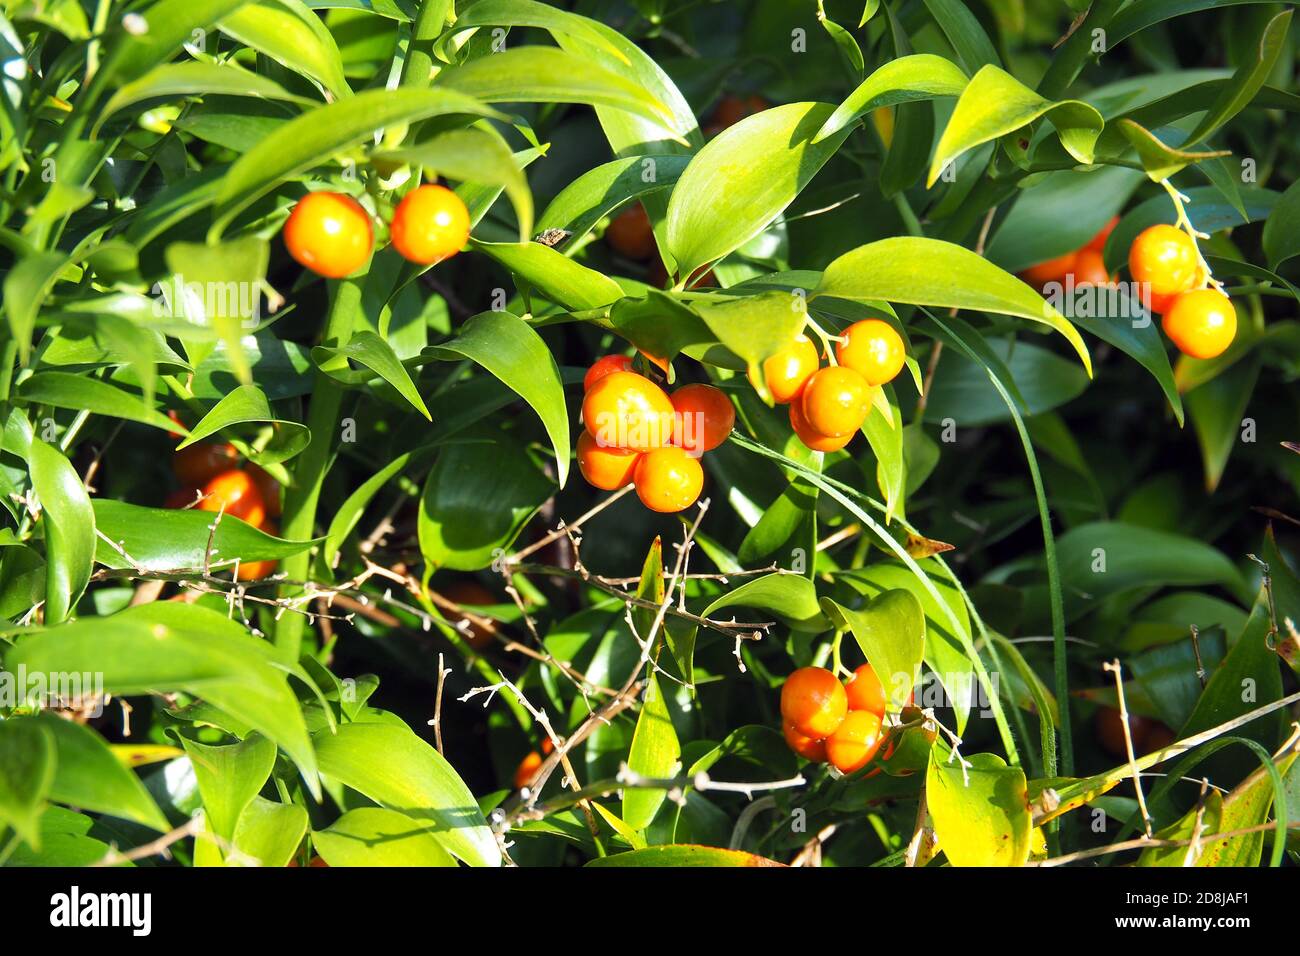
xmin=274 ymin=278 xmax=363 ymax=659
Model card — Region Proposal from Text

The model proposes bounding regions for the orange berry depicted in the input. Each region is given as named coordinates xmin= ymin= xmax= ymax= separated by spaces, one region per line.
xmin=824 ymin=709 xmax=885 ymax=774
xmin=710 ymin=94 xmax=767 ymax=131
xmin=246 ymin=464 xmax=281 ymax=518
xmin=1141 ymin=286 xmax=1177 ymax=315
xmin=789 ymin=401 xmax=852 ymax=453
xmin=780 ymin=667 xmax=847 ymax=740
xmin=582 ymin=370 xmax=675 ymax=451
xmin=605 ymin=204 xmax=656 ymax=260
xmin=1085 ymin=215 xmax=1120 ymax=253
xmin=1161 ymin=289 xmax=1236 ymax=359
xmin=390 ymin=184 xmax=470 ymax=265
xmin=1021 ymin=251 xmax=1077 ymax=287
xmin=783 ymin=721 xmax=828 ymax=763
xmin=442 ymin=580 xmax=499 ymax=649
xmin=198 ymin=469 xmax=266 ymax=527
xmin=173 ymin=442 xmax=239 ymax=486
xmin=1129 ymin=224 xmax=1199 ymax=297
xmin=633 ymin=447 xmax=703 ymax=513
xmin=836 ymin=319 xmax=905 ymax=386
xmin=584 ymin=354 xmax=634 ymax=391
xmin=762 ymin=334 xmax=819 ymax=404
xmin=514 ymin=750 xmax=543 ymax=790
xmin=1071 ymin=248 xmax=1113 ymax=286
xmin=238 ymin=519 xmax=278 ymax=581
xmin=800 ymin=366 xmax=870 ymax=438
xmin=844 ymin=663 xmax=886 ymax=718
xmin=282 ymin=191 xmax=373 ymax=278
xmin=670 ymin=384 xmax=734 ymax=454
xmin=576 ymin=430 xmax=641 ymax=490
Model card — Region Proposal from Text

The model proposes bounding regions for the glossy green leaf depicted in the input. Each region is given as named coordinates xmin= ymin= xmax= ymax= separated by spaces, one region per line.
xmin=469 ymin=241 xmax=624 ymax=312
xmin=702 ymin=572 xmax=827 ymax=633
xmin=424 ymin=311 xmax=571 ymax=485
xmin=16 ymin=372 xmax=176 ymax=432
xmin=230 ymin=795 xmax=307 ymax=867
xmin=103 ymin=0 xmax=251 ymax=86
xmin=815 ymin=53 xmax=967 ymax=144
xmin=536 ymin=154 xmax=691 ymax=243
xmin=822 ymin=590 xmax=925 ymax=710
xmin=5 ymin=251 xmax=68 ymax=363
xmin=666 ymin=102 xmax=853 ymax=279
xmin=314 ymin=331 xmax=430 ymax=421
xmin=312 ymin=720 xmax=500 ymax=867
xmin=218 ymin=0 xmax=349 ymax=99
xmin=928 ymin=65 xmax=1104 ymax=186
xmin=178 ymin=382 xmax=311 ymax=464
xmin=0 ymin=719 xmax=56 ymax=848
xmin=919 ymin=0 xmax=999 ymax=73
xmin=5 ymin=603 xmax=318 ymax=787
xmin=815 ymin=238 xmax=1092 ymax=376
xmin=1262 ymin=178 xmax=1300 ymax=270
xmin=28 ymin=438 xmax=95 ymax=624
xmin=1187 ymin=10 xmax=1291 ymax=145
xmin=622 ymin=673 xmax=682 ymax=831
xmin=927 ymin=750 xmax=1031 ymax=866
xmin=1186 ymin=356 xmax=1260 ymax=491
xmin=180 ymin=733 xmax=276 ymax=843
xmin=313 ymin=807 xmax=457 ymax=866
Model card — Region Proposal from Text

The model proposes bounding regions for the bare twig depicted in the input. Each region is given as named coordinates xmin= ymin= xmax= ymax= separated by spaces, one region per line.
xmin=1104 ymin=658 xmax=1153 ymax=838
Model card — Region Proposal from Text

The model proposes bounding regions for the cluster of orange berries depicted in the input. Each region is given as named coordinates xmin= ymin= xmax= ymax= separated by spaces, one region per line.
xmin=577 ymin=356 xmax=734 ymax=514
xmin=1022 ymin=216 xmax=1237 ymax=360
xmin=762 ymin=319 xmax=905 ymax=453
xmin=282 ymin=184 xmax=471 ymax=278
xmin=780 ymin=663 xmax=895 ymax=775
xmin=164 ymin=418 xmax=281 ymax=580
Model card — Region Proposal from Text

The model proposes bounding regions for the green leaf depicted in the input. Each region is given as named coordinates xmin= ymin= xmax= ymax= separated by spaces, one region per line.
xmin=6 ymin=603 xmax=319 ymax=788
xmin=691 ymin=290 xmax=806 ymax=378
xmin=312 ymin=720 xmax=500 ymax=867
xmin=928 ymin=65 xmax=1104 ymax=186
xmin=1262 ymin=178 xmax=1300 ymax=270
xmin=424 ymin=311 xmax=571 ymax=486
xmin=28 ymin=438 xmax=95 ymax=624
xmin=5 ymin=251 xmax=68 ymax=364
xmin=1108 ymin=0 xmax=1283 ymax=47
xmin=178 ymin=383 xmax=312 ymax=464
xmin=377 ymin=127 xmax=534 ymax=240
xmin=211 ymin=87 xmax=499 ymax=234
xmin=862 ymin=383 xmax=905 ymax=520
xmin=469 ymin=241 xmax=624 ymax=311
xmin=586 ymin=844 xmax=784 ymax=866
xmin=417 ymin=432 xmax=552 ymax=571
xmin=434 ymin=46 xmax=675 ymax=130
xmin=1202 ymin=749 xmax=1296 ymax=867
xmin=313 ymin=331 xmax=431 ymax=421
xmin=94 ymin=60 xmax=309 ymax=136
xmin=919 ymin=0 xmax=1000 ymax=73
xmin=1187 ymin=10 xmax=1292 ymax=146
xmin=666 ymin=102 xmax=853 ymax=279
xmin=821 ymin=590 xmax=925 ymax=710
xmin=179 ymin=733 xmax=277 ymax=843
xmin=103 ymin=0 xmax=252 ymax=86
xmin=320 ymin=451 xmax=422 ymax=572
xmin=313 ymin=807 xmax=457 ymax=866
xmin=1186 ymin=357 xmax=1260 ymax=491
xmin=0 ymin=719 xmax=56 ymax=849
xmin=16 ymin=372 xmax=177 ymax=432
xmin=1116 ymin=119 xmax=1231 ymax=181
xmin=33 ymin=714 xmax=169 ymax=832
xmin=702 ymin=572 xmax=827 ymax=633
xmin=927 ymin=749 xmax=1031 ymax=866
xmin=535 ymin=155 xmax=691 ymax=243
xmin=815 ymin=53 xmax=968 ymax=144
xmin=815 ymin=238 xmax=1092 ymax=376
xmin=218 ymin=0 xmax=350 ymax=100
xmin=230 ymin=795 xmax=307 ymax=867
xmin=622 ymin=674 xmax=682 ymax=831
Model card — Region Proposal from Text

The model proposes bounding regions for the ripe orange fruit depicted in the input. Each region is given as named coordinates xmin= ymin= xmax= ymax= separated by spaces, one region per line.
xmin=238 ymin=520 xmax=278 ymax=581
xmin=246 ymin=464 xmax=281 ymax=518
xmin=1071 ymin=248 xmax=1113 ymax=286
xmin=282 ymin=191 xmax=373 ymax=278
xmin=789 ymin=401 xmax=852 ymax=453
xmin=633 ymin=446 xmax=704 ymax=513
xmin=780 ymin=666 xmax=847 ymax=740
xmin=1128 ymin=224 xmax=1199 ymax=297
xmin=824 ymin=709 xmax=885 ymax=774
xmin=1021 ymin=251 xmax=1077 ymax=287
xmin=584 ymin=354 xmax=634 ymax=391
xmin=836 ymin=319 xmax=906 ymax=386
xmin=173 ymin=442 xmax=239 ymax=485
xmin=198 ymin=469 xmax=266 ymax=527
xmin=670 ymin=384 xmax=734 ymax=454
xmin=514 ymin=750 xmax=543 ymax=789
xmin=800 ymin=366 xmax=870 ymax=438
xmin=783 ymin=721 xmax=828 ymax=763
xmin=582 ymin=370 xmax=675 ymax=451
xmin=605 ymin=204 xmax=656 ymax=260
xmin=443 ymin=580 xmax=499 ymax=649
xmin=844 ymin=663 xmax=887 ymax=718
xmin=1085 ymin=215 xmax=1120 ymax=253
xmin=1140 ymin=286 xmax=1177 ymax=315
xmin=762 ymin=334 xmax=819 ymax=404
xmin=576 ymin=430 xmax=641 ymax=490
xmin=1161 ymin=288 xmax=1236 ymax=359
xmin=708 ymin=94 xmax=767 ymax=133
xmin=390 ymin=184 xmax=471 ymax=265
